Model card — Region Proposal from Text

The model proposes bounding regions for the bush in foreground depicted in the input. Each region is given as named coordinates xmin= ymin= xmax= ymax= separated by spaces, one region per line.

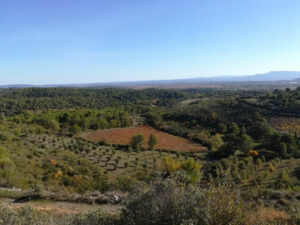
xmin=0 ymin=206 xmax=51 ymax=225
xmin=0 ymin=180 xmax=298 ymax=225
xmin=121 ymin=179 xmax=248 ymax=225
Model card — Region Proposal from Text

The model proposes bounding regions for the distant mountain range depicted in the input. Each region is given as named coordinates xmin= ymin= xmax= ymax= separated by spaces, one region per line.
xmin=1 ymin=71 xmax=300 ymax=88
xmin=192 ymin=71 xmax=300 ymax=82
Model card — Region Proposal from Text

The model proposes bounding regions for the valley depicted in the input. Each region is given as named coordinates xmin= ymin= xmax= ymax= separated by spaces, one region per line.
xmin=0 ymin=87 xmax=299 ymax=224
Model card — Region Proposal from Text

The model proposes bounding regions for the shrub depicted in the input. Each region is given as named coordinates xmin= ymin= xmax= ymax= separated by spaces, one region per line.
xmin=148 ymin=134 xmax=158 ymax=149
xmin=239 ymin=134 xmax=254 ymax=152
xmin=163 ymin=155 xmax=181 ymax=173
xmin=210 ymin=134 xmax=224 ymax=152
xmin=229 ymin=122 xmax=240 ymax=135
xmin=220 ymin=158 xmax=231 ymax=170
xmin=256 ymin=158 xmax=263 ymax=167
xmin=180 ymin=158 xmax=202 ymax=183
xmin=0 ymin=206 xmax=51 ymax=225
xmin=0 ymin=146 xmax=14 ymax=169
xmin=115 ymin=176 xmax=137 ymax=192
xmin=130 ymin=134 xmax=145 ymax=150
xmin=162 ymin=156 xmax=202 ymax=184
xmin=269 ymin=163 xmax=276 ymax=172
xmin=121 ymin=179 xmax=249 ymax=225
xmin=0 ymin=131 xmax=13 ymax=142
xmin=218 ymin=123 xmax=227 ymax=134
xmin=279 ymin=170 xmax=289 ymax=181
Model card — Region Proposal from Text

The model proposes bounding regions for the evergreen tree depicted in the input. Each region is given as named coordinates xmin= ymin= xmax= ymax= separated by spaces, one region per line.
xmin=229 ymin=122 xmax=240 ymax=136
xmin=148 ymin=134 xmax=158 ymax=149
xmin=239 ymin=134 xmax=253 ymax=152
xmin=210 ymin=134 xmax=224 ymax=151
xmin=130 ymin=134 xmax=146 ymax=150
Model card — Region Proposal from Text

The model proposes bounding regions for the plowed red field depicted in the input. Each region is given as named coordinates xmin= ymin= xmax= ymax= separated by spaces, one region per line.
xmin=82 ymin=126 xmax=206 ymax=152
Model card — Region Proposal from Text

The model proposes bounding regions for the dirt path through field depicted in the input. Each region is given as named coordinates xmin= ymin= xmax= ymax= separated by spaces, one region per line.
xmin=0 ymin=198 xmax=122 ymax=215
xmin=179 ymin=98 xmax=201 ymax=106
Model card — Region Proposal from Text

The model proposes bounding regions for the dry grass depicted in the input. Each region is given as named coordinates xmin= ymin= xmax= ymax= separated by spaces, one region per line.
xmin=82 ymin=126 xmax=206 ymax=152
xmin=268 ymin=117 xmax=300 ymax=134
xmin=0 ymin=198 xmax=121 ymax=215
xmin=249 ymin=207 xmax=291 ymax=224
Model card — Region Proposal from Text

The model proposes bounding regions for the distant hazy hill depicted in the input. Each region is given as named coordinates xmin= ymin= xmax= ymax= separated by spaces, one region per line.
xmin=196 ymin=71 xmax=300 ymax=82
xmin=252 ymin=71 xmax=300 ymax=81
xmin=1 ymin=71 xmax=300 ymax=88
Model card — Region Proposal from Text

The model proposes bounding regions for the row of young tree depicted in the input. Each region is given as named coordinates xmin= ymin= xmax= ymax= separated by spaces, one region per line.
xmin=130 ymin=134 xmax=158 ymax=150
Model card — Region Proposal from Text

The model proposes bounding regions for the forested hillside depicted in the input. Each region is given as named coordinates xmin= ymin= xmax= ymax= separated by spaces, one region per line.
xmin=0 ymin=87 xmax=299 ymax=224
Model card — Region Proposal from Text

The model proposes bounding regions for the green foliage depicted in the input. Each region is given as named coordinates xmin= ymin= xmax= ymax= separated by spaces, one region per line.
xmin=121 ymin=180 xmax=250 ymax=225
xmin=217 ymin=123 xmax=227 ymax=134
xmin=130 ymin=134 xmax=146 ymax=150
xmin=145 ymin=112 xmax=163 ymax=127
xmin=220 ymin=158 xmax=232 ymax=170
xmin=1 ymin=179 xmax=295 ymax=225
xmin=0 ymin=146 xmax=13 ymax=169
xmin=163 ymin=155 xmax=181 ymax=173
xmin=279 ymin=169 xmax=289 ymax=181
xmin=0 ymin=86 xmax=299 ymax=218
xmin=114 ymin=176 xmax=137 ymax=192
xmin=148 ymin=134 xmax=158 ymax=149
xmin=180 ymin=158 xmax=202 ymax=183
xmin=230 ymin=122 xmax=240 ymax=135
xmin=0 ymin=131 xmax=13 ymax=142
xmin=163 ymin=156 xmax=202 ymax=184
xmin=239 ymin=134 xmax=254 ymax=152
xmin=28 ymin=107 xmax=132 ymax=133
xmin=279 ymin=142 xmax=288 ymax=157
xmin=210 ymin=134 xmax=224 ymax=151
xmin=47 ymin=119 xmax=60 ymax=131
xmin=0 ymin=206 xmax=50 ymax=225
xmin=256 ymin=158 xmax=263 ymax=167
xmin=0 ymin=88 xmax=188 ymax=115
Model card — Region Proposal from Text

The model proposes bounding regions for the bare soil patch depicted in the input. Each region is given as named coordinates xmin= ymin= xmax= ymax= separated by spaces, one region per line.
xmin=82 ymin=126 xmax=206 ymax=152
xmin=0 ymin=198 xmax=121 ymax=215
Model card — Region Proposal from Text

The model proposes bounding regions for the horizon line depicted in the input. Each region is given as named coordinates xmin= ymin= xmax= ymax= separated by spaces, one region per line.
xmin=1 ymin=70 xmax=300 ymax=86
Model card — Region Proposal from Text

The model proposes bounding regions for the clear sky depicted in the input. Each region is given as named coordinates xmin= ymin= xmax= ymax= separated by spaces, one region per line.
xmin=1 ymin=0 xmax=300 ymax=84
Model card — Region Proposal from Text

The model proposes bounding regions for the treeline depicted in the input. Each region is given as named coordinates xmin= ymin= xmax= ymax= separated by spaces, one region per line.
xmin=144 ymin=98 xmax=300 ymax=158
xmin=8 ymin=108 xmax=132 ymax=133
xmin=0 ymin=88 xmax=189 ymax=114
xmin=259 ymin=87 xmax=300 ymax=116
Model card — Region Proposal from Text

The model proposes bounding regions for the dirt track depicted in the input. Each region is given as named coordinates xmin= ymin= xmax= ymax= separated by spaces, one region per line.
xmin=0 ymin=198 xmax=122 ymax=215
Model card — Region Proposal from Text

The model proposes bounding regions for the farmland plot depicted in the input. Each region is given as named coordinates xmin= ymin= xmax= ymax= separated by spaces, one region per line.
xmin=82 ymin=126 xmax=206 ymax=152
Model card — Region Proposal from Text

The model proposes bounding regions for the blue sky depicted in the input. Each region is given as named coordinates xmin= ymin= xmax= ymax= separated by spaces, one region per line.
xmin=1 ymin=0 xmax=300 ymax=84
